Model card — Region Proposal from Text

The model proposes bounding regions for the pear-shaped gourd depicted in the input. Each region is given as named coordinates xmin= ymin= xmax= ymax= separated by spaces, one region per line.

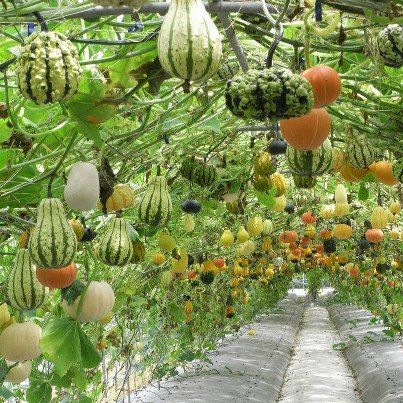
xmin=236 ymin=226 xmax=250 ymax=243
xmin=157 ymin=0 xmax=222 ymax=82
xmin=64 ymin=162 xmax=100 ymax=211
xmin=262 ymin=219 xmax=273 ymax=235
xmin=97 ymin=218 xmax=133 ymax=266
xmin=247 ymin=216 xmax=264 ymax=237
xmin=138 ymin=175 xmax=172 ymax=227
xmin=220 ymin=229 xmax=234 ymax=247
xmin=7 ymin=249 xmax=47 ymax=311
xmin=334 ymin=184 xmax=347 ymax=204
xmin=29 ymin=198 xmax=77 ymax=268
xmin=183 ymin=214 xmax=195 ymax=233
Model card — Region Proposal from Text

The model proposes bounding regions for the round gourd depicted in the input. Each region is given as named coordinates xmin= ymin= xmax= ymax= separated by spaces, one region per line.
xmin=152 ymin=252 xmax=166 ymax=265
xmin=97 ymin=218 xmax=133 ymax=266
xmin=62 ymin=281 xmax=115 ymax=323
xmin=216 ymin=60 xmax=240 ymax=80
xmin=16 ymin=32 xmax=82 ymax=104
xmin=181 ymin=199 xmax=201 ymax=214
xmin=158 ymin=0 xmax=222 ymax=81
xmin=372 ymin=160 xmax=398 ymax=186
xmin=279 ymin=231 xmax=298 ymax=243
xmin=226 ymin=68 xmax=313 ymax=120
xmin=158 ymin=231 xmax=176 ymax=252
xmin=246 ymin=216 xmax=264 ymax=237
xmin=7 ymin=249 xmax=47 ymax=311
xmin=0 ymin=322 xmax=42 ymax=362
xmin=300 ymin=65 xmax=341 ymax=108
xmin=301 ymin=211 xmax=316 ymax=224
xmin=377 ymin=24 xmax=403 ymax=68
xmin=64 ymin=162 xmax=100 ymax=211
xmin=345 ymin=136 xmax=376 ymax=169
xmin=98 ymin=184 xmax=135 ymax=213
xmin=286 ymin=139 xmax=332 ymax=176
xmin=267 ymin=139 xmax=287 ymax=155
xmin=138 ymin=176 xmax=172 ymax=227
xmin=365 ymin=229 xmax=384 ymax=243
xmin=254 ymin=152 xmax=275 ymax=176
xmin=371 ymin=206 xmax=388 ymax=229
xmin=333 ymin=224 xmax=353 ymax=239
xmin=36 ymin=262 xmax=77 ymax=289
xmin=5 ymin=361 xmax=32 ymax=384
xmin=280 ymin=108 xmax=331 ymax=151
xmin=28 ymin=198 xmax=77 ymax=269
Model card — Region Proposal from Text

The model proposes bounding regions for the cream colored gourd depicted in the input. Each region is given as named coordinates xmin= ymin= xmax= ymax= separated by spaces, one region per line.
xmin=371 ymin=206 xmax=389 ymax=229
xmin=220 ymin=229 xmax=234 ymax=247
xmin=62 ymin=281 xmax=115 ymax=323
xmin=0 ymin=322 xmax=42 ymax=362
xmin=64 ymin=162 xmax=100 ymax=211
xmin=273 ymin=195 xmax=287 ymax=211
xmin=334 ymin=202 xmax=350 ymax=217
xmin=236 ymin=226 xmax=250 ymax=243
xmin=334 ymin=184 xmax=348 ymax=204
xmin=319 ymin=204 xmax=335 ymax=219
xmin=157 ymin=0 xmax=222 ymax=82
xmin=246 ymin=216 xmax=264 ymax=236
xmin=183 ymin=214 xmax=195 ymax=233
xmin=5 ymin=361 xmax=32 ymax=384
xmin=262 ymin=219 xmax=273 ymax=235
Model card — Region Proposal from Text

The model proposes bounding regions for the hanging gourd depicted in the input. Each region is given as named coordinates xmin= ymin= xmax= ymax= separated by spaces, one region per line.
xmin=268 ymin=139 xmax=287 ymax=155
xmin=279 ymin=231 xmax=298 ymax=244
xmin=389 ymin=201 xmax=401 ymax=215
xmin=215 ymin=59 xmax=240 ymax=80
xmin=220 ymin=229 xmax=234 ymax=247
xmin=292 ymin=175 xmax=317 ymax=189
xmin=332 ymin=224 xmax=353 ymax=239
xmin=273 ymin=195 xmax=287 ymax=211
xmin=301 ymin=211 xmax=317 ymax=224
xmin=131 ymin=239 xmax=146 ymax=264
xmin=29 ymin=198 xmax=77 ymax=269
xmin=334 ymin=184 xmax=348 ymax=204
xmin=262 ymin=219 xmax=273 ymax=235
xmin=36 ymin=262 xmax=77 ymax=289
xmin=16 ymin=32 xmax=82 ymax=104
xmin=171 ymin=248 xmax=189 ymax=275
xmin=377 ymin=25 xmax=403 ymax=68
xmin=226 ymin=68 xmax=313 ymax=120
xmin=183 ymin=214 xmax=196 ymax=233
xmin=236 ymin=226 xmax=250 ymax=243
xmin=253 ymin=152 xmax=276 ymax=176
xmin=158 ymin=231 xmax=176 ymax=252
xmin=344 ymin=129 xmax=376 ymax=169
xmin=334 ymin=202 xmax=349 ymax=217
xmin=372 ymin=161 xmax=399 ymax=186
xmin=64 ymin=162 xmax=100 ymax=211
xmin=181 ymin=199 xmax=202 ymax=214
xmin=0 ymin=322 xmax=42 ymax=362
xmin=97 ymin=218 xmax=133 ymax=266
xmin=4 ymin=361 xmax=32 ymax=384
xmin=180 ymin=156 xmax=216 ymax=187
xmin=280 ymin=108 xmax=331 ymax=151
xmin=300 ymin=65 xmax=341 ymax=108
xmin=7 ymin=249 xmax=47 ymax=311
xmin=365 ymin=229 xmax=384 ymax=243
xmin=269 ymin=172 xmax=287 ymax=196
xmin=157 ymin=0 xmax=222 ymax=83
xmin=62 ymin=281 xmax=115 ymax=323
xmin=138 ymin=174 xmax=172 ymax=227
xmin=286 ymin=139 xmax=332 ymax=176
xmin=98 ymin=184 xmax=135 ymax=213
xmin=319 ymin=204 xmax=335 ymax=219
xmin=332 ymin=148 xmax=346 ymax=171
xmin=370 ymin=206 xmax=389 ymax=229
xmin=339 ymin=163 xmax=368 ymax=182
xmin=246 ymin=216 xmax=264 ymax=237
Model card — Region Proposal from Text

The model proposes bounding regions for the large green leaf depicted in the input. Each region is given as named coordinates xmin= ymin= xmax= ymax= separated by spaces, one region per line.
xmin=26 ymin=380 xmax=52 ymax=403
xmin=40 ymin=318 xmax=101 ymax=377
xmin=0 ymin=119 xmax=12 ymax=143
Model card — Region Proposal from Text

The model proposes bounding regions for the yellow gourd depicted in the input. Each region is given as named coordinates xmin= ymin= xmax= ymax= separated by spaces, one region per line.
xmin=270 ymin=172 xmax=287 ymax=196
xmin=334 ymin=184 xmax=348 ymax=204
xmin=220 ymin=229 xmax=234 ymax=247
xmin=236 ymin=226 xmax=250 ymax=243
xmin=152 ymin=252 xmax=166 ymax=265
xmin=334 ymin=202 xmax=349 ymax=217
xmin=158 ymin=231 xmax=176 ymax=252
xmin=332 ymin=224 xmax=353 ymax=239
xmin=171 ymin=248 xmax=188 ymax=274
xmin=389 ymin=201 xmax=401 ymax=215
xmin=246 ymin=216 xmax=264 ymax=236
xmin=371 ymin=206 xmax=388 ymax=229
xmin=98 ymin=184 xmax=135 ymax=213
xmin=319 ymin=204 xmax=335 ymax=219
xmin=273 ymin=195 xmax=286 ymax=211
xmin=0 ymin=302 xmax=11 ymax=324
xmin=183 ymin=214 xmax=195 ymax=232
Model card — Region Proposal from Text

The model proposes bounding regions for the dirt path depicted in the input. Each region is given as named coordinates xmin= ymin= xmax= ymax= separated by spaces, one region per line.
xmin=278 ymin=305 xmax=362 ymax=403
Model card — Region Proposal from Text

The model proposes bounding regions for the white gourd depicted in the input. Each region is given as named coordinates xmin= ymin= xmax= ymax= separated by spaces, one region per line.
xmin=5 ymin=361 xmax=32 ymax=384
xmin=157 ymin=0 xmax=222 ymax=82
xmin=262 ymin=219 xmax=274 ymax=235
xmin=334 ymin=184 xmax=348 ymax=204
xmin=183 ymin=214 xmax=195 ymax=233
xmin=64 ymin=162 xmax=100 ymax=211
xmin=62 ymin=281 xmax=115 ymax=323
xmin=0 ymin=322 xmax=42 ymax=362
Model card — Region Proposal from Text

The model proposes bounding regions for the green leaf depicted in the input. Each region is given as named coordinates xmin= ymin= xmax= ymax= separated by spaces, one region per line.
xmin=255 ymin=186 xmax=276 ymax=208
xmin=198 ymin=116 xmax=221 ymax=133
xmin=358 ymin=182 xmax=369 ymax=201
xmin=0 ymin=386 xmax=14 ymax=399
xmin=168 ymin=302 xmax=185 ymax=323
xmin=0 ymin=358 xmax=8 ymax=385
xmin=40 ymin=318 xmax=101 ymax=377
xmin=0 ymin=119 xmax=12 ymax=143
xmin=26 ymin=380 xmax=52 ymax=403
xmin=50 ymin=370 xmax=74 ymax=388
xmin=61 ymin=280 xmax=85 ymax=305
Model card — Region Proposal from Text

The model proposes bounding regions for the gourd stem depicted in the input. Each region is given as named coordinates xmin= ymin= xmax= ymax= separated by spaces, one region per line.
xmin=32 ymin=11 xmax=48 ymax=32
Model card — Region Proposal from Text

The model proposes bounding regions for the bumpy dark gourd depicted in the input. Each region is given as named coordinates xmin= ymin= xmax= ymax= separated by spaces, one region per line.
xmin=377 ymin=24 xmax=403 ymax=68
xmin=181 ymin=199 xmax=202 ymax=214
xmin=268 ymin=139 xmax=287 ymax=155
xmin=216 ymin=60 xmax=240 ymax=80
xmin=225 ymin=68 xmax=313 ymax=121
xmin=16 ymin=32 xmax=82 ymax=104
xmin=323 ymin=238 xmax=336 ymax=254
xmin=180 ymin=156 xmax=216 ymax=187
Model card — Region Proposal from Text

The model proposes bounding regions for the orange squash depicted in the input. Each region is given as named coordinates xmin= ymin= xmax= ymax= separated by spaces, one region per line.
xmin=300 ymin=65 xmax=341 ymax=108
xmin=339 ymin=163 xmax=368 ymax=182
xmin=320 ymin=229 xmax=332 ymax=239
xmin=279 ymin=108 xmax=331 ymax=151
xmin=279 ymin=231 xmax=298 ymax=244
xmin=301 ymin=211 xmax=317 ymax=224
xmin=365 ymin=229 xmax=384 ymax=243
xmin=36 ymin=262 xmax=77 ymax=289
xmin=372 ymin=161 xmax=398 ymax=186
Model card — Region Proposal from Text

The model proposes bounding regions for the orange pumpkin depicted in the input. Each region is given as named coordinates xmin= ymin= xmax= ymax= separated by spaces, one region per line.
xmin=372 ymin=161 xmax=398 ymax=186
xmin=289 ymin=242 xmax=298 ymax=250
xmin=279 ymin=108 xmax=331 ymax=151
xmin=320 ymin=229 xmax=332 ymax=239
xmin=365 ymin=228 xmax=384 ymax=243
xmin=300 ymin=65 xmax=341 ymax=108
xmin=301 ymin=211 xmax=317 ymax=224
xmin=36 ymin=262 xmax=77 ymax=289
xmin=349 ymin=265 xmax=360 ymax=277
xmin=279 ymin=231 xmax=298 ymax=243
xmin=339 ymin=163 xmax=368 ymax=182
xmin=213 ymin=258 xmax=225 ymax=268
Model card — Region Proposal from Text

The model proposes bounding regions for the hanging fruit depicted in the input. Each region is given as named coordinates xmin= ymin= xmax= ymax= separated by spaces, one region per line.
xmin=236 ymin=226 xmax=250 ymax=243
xmin=262 ymin=219 xmax=274 ymax=235
xmin=64 ymin=162 xmax=100 ymax=212
xmin=220 ymin=230 xmax=234 ymax=247
xmin=158 ymin=231 xmax=176 ymax=252
xmin=269 ymin=172 xmax=287 ymax=196
xmin=370 ymin=206 xmax=389 ymax=229
xmin=181 ymin=199 xmax=201 ymax=214
xmin=253 ymin=152 xmax=276 ymax=176
xmin=365 ymin=229 xmax=384 ymax=243
xmin=183 ymin=214 xmax=196 ymax=233
xmin=268 ymin=139 xmax=287 ymax=155
xmin=273 ymin=195 xmax=287 ymax=211
xmin=377 ymin=25 xmax=403 ymax=68
xmin=334 ymin=184 xmax=348 ymax=204
xmin=98 ymin=184 xmax=135 ymax=213
xmin=36 ymin=262 xmax=77 ymax=289
xmin=246 ymin=216 xmax=264 ymax=237
xmin=332 ymin=224 xmax=353 ymax=239
xmin=29 ymin=198 xmax=77 ymax=269
xmin=371 ymin=161 xmax=399 ymax=186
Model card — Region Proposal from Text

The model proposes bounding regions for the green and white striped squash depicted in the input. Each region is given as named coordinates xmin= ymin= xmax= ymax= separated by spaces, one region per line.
xmin=7 ymin=249 xmax=47 ymax=311
xmin=157 ymin=0 xmax=222 ymax=82
xmin=97 ymin=218 xmax=133 ymax=266
xmin=29 ymin=198 xmax=77 ymax=268
xmin=345 ymin=137 xmax=376 ymax=169
xmin=138 ymin=176 xmax=172 ymax=227
xmin=286 ymin=139 xmax=333 ymax=176
xmin=292 ymin=175 xmax=317 ymax=189
xmin=16 ymin=32 xmax=82 ymax=105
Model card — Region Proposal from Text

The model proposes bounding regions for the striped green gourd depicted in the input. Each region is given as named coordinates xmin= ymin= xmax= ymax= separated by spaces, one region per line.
xmin=16 ymin=32 xmax=82 ymax=105
xmin=393 ymin=158 xmax=403 ymax=183
xmin=286 ymin=139 xmax=333 ymax=176
xmin=7 ymin=249 xmax=47 ymax=311
xmin=180 ymin=156 xmax=216 ymax=186
xmin=138 ymin=176 xmax=172 ymax=227
xmin=292 ymin=175 xmax=317 ymax=189
xmin=97 ymin=217 xmax=134 ymax=266
xmin=157 ymin=0 xmax=222 ymax=82
xmin=29 ymin=198 xmax=77 ymax=268
xmin=345 ymin=134 xmax=376 ymax=169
